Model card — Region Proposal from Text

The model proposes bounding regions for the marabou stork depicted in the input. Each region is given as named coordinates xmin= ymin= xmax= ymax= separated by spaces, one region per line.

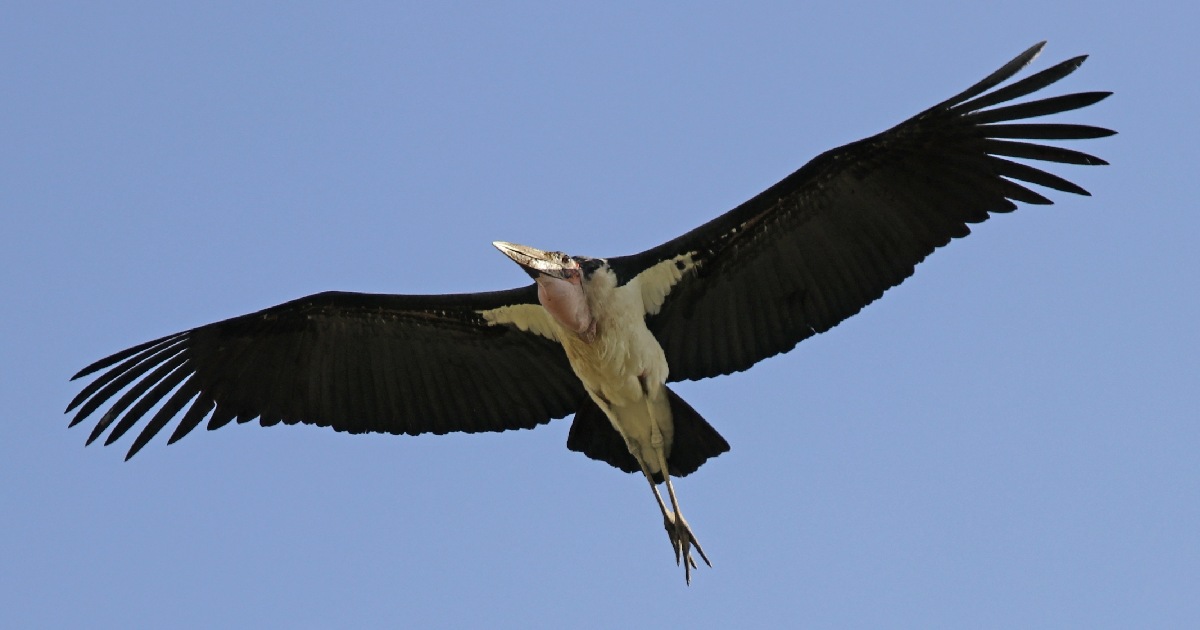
xmin=66 ymin=42 xmax=1112 ymax=583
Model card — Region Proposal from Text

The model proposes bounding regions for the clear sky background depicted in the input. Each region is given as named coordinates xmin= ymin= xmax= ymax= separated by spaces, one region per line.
xmin=3 ymin=2 xmax=1196 ymax=628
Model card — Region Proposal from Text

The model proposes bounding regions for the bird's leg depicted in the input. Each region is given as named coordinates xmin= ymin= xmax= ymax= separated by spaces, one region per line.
xmin=636 ymin=461 xmax=699 ymax=570
xmin=646 ymin=407 xmax=710 ymax=584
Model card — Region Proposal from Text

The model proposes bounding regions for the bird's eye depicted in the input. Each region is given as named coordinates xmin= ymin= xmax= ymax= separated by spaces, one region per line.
xmin=579 ymin=258 xmax=601 ymax=277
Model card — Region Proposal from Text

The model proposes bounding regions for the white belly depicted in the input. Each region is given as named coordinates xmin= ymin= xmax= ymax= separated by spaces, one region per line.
xmin=558 ymin=282 xmax=673 ymax=473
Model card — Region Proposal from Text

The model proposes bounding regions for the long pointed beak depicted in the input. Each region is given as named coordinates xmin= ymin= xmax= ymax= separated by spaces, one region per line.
xmin=493 ymin=241 xmax=573 ymax=280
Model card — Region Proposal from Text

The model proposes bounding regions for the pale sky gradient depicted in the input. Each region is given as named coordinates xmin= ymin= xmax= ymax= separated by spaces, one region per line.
xmin=4 ymin=2 xmax=1197 ymax=628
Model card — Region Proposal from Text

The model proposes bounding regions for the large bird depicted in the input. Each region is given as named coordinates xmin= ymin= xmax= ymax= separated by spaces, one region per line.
xmin=66 ymin=42 xmax=1112 ymax=583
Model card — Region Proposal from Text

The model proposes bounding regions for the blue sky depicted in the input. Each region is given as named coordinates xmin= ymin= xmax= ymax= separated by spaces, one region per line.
xmin=3 ymin=2 xmax=1196 ymax=628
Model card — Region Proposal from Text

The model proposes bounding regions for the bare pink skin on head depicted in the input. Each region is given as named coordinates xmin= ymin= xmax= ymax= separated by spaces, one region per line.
xmin=491 ymin=241 xmax=597 ymax=342
xmin=536 ymin=272 xmax=595 ymax=342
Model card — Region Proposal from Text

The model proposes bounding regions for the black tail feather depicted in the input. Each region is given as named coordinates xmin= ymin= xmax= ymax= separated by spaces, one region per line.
xmin=566 ymin=387 xmax=729 ymax=481
xmin=662 ymin=388 xmax=730 ymax=477
xmin=567 ymin=397 xmax=642 ymax=474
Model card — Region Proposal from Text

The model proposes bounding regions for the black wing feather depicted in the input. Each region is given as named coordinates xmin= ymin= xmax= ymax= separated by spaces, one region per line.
xmin=981 ymin=123 xmax=1112 ymax=140
xmin=608 ymin=43 xmax=1113 ymax=381
xmin=68 ymin=288 xmax=584 ymax=458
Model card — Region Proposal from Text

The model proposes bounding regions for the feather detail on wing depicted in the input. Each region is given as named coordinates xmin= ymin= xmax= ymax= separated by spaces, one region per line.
xmin=608 ymin=43 xmax=1113 ymax=381
xmin=67 ymin=289 xmax=583 ymax=459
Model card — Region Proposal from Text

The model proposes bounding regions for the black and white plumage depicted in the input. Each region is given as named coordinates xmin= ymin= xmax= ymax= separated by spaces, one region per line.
xmin=66 ymin=42 xmax=1112 ymax=582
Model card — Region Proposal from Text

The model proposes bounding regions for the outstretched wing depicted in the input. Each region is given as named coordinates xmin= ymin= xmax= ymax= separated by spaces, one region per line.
xmin=609 ymin=42 xmax=1114 ymax=381
xmin=66 ymin=288 xmax=584 ymax=459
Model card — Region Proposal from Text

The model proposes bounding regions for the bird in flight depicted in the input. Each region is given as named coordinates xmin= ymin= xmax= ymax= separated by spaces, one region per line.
xmin=66 ymin=42 xmax=1112 ymax=583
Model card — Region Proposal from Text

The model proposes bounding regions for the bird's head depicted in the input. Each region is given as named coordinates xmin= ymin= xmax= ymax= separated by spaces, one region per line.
xmin=493 ymin=241 xmax=601 ymax=341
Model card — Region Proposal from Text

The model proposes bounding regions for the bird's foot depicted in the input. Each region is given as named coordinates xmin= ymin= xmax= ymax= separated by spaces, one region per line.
xmin=663 ymin=510 xmax=710 ymax=584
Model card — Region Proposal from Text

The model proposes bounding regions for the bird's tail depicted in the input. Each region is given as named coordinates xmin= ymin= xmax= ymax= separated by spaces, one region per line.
xmin=567 ymin=387 xmax=730 ymax=482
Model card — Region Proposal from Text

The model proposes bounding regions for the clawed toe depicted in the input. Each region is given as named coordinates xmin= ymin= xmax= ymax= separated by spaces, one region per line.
xmin=662 ymin=510 xmax=710 ymax=583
